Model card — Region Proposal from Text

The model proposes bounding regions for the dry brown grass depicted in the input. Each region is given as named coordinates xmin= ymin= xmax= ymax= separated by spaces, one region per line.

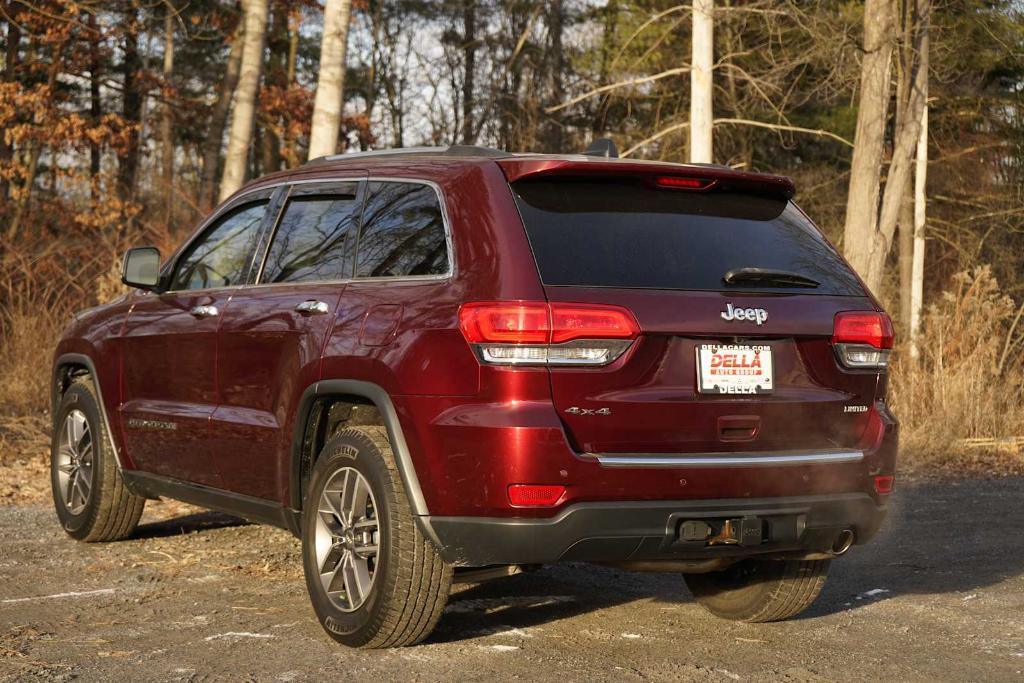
xmin=889 ymin=267 xmax=1024 ymax=475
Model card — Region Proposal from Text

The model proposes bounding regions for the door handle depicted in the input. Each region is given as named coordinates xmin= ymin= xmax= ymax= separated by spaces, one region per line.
xmin=295 ymin=300 xmax=329 ymax=315
xmin=189 ymin=304 xmax=219 ymax=319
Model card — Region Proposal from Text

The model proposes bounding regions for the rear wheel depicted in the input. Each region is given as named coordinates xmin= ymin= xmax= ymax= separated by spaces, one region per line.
xmin=302 ymin=427 xmax=452 ymax=648
xmin=684 ymin=558 xmax=830 ymax=622
xmin=50 ymin=378 xmax=145 ymax=542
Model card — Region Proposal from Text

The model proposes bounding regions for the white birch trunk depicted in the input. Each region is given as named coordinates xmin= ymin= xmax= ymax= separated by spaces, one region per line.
xmin=910 ymin=102 xmax=927 ymax=357
xmin=841 ymin=0 xmax=895 ymax=285
xmin=308 ymin=0 xmax=353 ymax=160
xmin=219 ymin=0 xmax=269 ymax=203
xmin=689 ymin=0 xmax=713 ymax=164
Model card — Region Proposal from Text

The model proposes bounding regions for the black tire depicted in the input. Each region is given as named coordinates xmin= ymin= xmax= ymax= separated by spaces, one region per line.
xmin=50 ymin=378 xmax=145 ymax=542
xmin=301 ymin=426 xmax=453 ymax=648
xmin=684 ymin=558 xmax=830 ymax=622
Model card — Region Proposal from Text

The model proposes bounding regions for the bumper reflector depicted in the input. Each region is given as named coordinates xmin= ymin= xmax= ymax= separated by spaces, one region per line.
xmin=508 ymin=484 xmax=566 ymax=507
xmin=874 ymin=475 xmax=894 ymax=495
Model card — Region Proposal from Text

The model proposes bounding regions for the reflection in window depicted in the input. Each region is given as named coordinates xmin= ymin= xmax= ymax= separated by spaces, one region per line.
xmin=172 ymin=201 xmax=267 ymax=290
xmin=356 ymin=182 xmax=448 ymax=278
xmin=262 ymin=191 xmax=359 ymax=283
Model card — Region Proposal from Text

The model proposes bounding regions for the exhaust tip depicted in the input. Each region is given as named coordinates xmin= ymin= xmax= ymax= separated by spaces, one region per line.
xmin=832 ymin=529 xmax=855 ymax=555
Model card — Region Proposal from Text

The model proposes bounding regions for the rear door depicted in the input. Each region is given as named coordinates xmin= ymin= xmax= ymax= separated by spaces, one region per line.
xmin=120 ymin=193 xmax=272 ymax=486
xmin=211 ymin=179 xmax=365 ymax=500
xmin=509 ymin=176 xmax=880 ymax=456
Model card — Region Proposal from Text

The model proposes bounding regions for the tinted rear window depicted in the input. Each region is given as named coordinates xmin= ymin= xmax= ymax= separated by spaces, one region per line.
xmin=512 ymin=179 xmax=864 ymax=296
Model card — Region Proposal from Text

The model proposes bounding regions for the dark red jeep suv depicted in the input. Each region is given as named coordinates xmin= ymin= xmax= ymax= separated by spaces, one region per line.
xmin=51 ymin=143 xmax=897 ymax=648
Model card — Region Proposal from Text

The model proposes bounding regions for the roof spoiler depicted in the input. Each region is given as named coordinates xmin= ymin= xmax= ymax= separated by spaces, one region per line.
xmin=582 ymin=138 xmax=618 ymax=158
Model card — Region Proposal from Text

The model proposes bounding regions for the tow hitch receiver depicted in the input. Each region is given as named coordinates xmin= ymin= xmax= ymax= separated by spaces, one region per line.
xmin=680 ymin=516 xmax=765 ymax=547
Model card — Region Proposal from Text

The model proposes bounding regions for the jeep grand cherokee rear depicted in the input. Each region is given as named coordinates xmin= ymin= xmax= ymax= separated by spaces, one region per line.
xmin=52 ymin=147 xmax=896 ymax=649
xmin=418 ymin=160 xmax=896 ymax=625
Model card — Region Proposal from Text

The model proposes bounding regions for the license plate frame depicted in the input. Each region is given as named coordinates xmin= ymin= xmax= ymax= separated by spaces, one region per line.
xmin=696 ymin=343 xmax=774 ymax=395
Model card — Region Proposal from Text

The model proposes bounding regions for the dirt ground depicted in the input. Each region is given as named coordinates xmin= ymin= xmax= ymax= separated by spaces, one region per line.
xmin=0 ymin=473 xmax=1021 ymax=683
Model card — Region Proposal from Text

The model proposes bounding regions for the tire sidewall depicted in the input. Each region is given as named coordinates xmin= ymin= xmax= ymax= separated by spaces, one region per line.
xmin=51 ymin=383 xmax=107 ymax=539
xmin=301 ymin=431 xmax=397 ymax=647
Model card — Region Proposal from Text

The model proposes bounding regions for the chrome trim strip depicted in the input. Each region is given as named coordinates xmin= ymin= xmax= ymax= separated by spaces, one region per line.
xmin=585 ymin=450 xmax=864 ymax=468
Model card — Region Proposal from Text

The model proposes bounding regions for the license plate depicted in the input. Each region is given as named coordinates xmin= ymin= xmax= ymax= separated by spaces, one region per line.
xmin=696 ymin=344 xmax=774 ymax=395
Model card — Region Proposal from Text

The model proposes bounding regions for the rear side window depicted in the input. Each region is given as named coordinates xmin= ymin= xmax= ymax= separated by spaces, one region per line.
xmin=512 ymin=179 xmax=864 ymax=296
xmin=261 ymin=184 xmax=360 ymax=283
xmin=355 ymin=181 xmax=449 ymax=278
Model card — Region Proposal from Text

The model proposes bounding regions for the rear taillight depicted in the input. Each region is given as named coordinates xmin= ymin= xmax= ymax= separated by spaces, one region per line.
xmin=459 ymin=301 xmax=639 ymax=366
xmin=832 ymin=311 xmax=894 ymax=370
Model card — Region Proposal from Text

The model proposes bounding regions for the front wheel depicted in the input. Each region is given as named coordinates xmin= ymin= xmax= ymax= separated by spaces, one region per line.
xmin=301 ymin=427 xmax=452 ymax=648
xmin=684 ymin=558 xmax=830 ymax=622
xmin=50 ymin=378 xmax=145 ymax=542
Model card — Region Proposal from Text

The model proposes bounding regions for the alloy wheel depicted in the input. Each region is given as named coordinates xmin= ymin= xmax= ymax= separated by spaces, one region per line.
xmin=314 ymin=467 xmax=381 ymax=612
xmin=56 ymin=409 xmax=94 ymax=515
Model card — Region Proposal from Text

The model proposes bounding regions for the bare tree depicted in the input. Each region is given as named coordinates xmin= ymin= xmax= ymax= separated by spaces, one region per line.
xmin=199 ymin=18 xmax=243 ymax=210
xmin=308 ymin=0 xmax=353 ymax=159
xmin=842 ymin=0 xmax=896 ymax=288
xmin=909 ymin=33 xmax=929 ymax=356
xmin=462 ymin=0 xmax=477 ymax=145
xmin=220 ymin=0 xmax=269 ymax=203
xmin=690 ymin=0 xmax=713 ymax=163
xmin=160 ymin=4 xmax=175 ymax=228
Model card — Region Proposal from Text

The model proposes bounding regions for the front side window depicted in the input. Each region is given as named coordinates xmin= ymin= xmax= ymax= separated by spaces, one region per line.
xmin=171 ymin=201 xmax=268 ymax=291
xmin=261 ymin=185 xmax=360 ymax=283
xmin=355 ymin=182 xmax=448 ymax=278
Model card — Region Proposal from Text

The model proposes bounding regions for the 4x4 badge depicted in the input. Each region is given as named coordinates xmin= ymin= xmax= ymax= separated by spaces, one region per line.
xmin=565 ymin=407 xmax=611 ymax=416
xmin=721 ymin=303 xmax=768 ymax=326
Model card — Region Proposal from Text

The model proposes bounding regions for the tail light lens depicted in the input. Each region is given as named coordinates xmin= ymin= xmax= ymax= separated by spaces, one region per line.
xmin=832 ymin=311 xmax=894 ymax=369
xmin=459 ymin=301 xmax=639 ymax=366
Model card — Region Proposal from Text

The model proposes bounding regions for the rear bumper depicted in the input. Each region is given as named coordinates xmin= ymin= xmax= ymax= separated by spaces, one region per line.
xmin=422 ymin=492 xmax=886 ymax=567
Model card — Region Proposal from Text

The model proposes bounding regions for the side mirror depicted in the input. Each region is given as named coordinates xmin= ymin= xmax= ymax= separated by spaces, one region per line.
xmin=121 ymin=247 xmax=163 ymax=291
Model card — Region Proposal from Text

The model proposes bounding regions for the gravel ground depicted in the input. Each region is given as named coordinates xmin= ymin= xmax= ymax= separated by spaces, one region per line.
xmin=0 ymin=478 xmax=1022 ymax=682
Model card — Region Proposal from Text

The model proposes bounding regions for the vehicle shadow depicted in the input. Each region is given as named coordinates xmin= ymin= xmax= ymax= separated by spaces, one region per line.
xmin=433 ymin=477 xmax=1024 ymax=638
xmin=133 ymin=510 xmax=250 ymax=539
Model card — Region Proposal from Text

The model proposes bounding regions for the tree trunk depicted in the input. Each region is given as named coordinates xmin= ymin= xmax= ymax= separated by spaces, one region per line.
xmin=88 ymin=12 xmax=101 ymax=200
xmin=161 ymin=6 xmax=176 ymax=229
xmin=461 ymin=0 xmax=477 ymax=145
xmin=909 ymin=81 xmax=928 ymax=357
xmin=842 ymin=0 xmax=895 ymax=288
xmin=219 ymin=0 xmax=269 ymax=203
xmin=261 ymin=3 xmax=287 ymax=174
xmin=199 ymin=17 xmax=244 ymax=210
xmin=544 ymin=0 xmax=565 ymax=152
xmin=1 ymin=1 xmax=22 ymax=201
xmin=308 ymin=0 xmax=353 ymax=159
xmin=689 ymin=0 xmax=714 ymax=163
xmin=119 ymin=3 xmax=143 ymax=201
xmin=864 ymin=0 xmax=930 ymax=289
xmin=283 ymin=8 xmax=301 ymax=166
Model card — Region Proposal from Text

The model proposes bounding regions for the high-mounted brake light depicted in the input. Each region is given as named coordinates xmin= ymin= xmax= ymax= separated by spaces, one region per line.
xmin=832 ymin=311 xmax=894 ymax=369
xmin=458 ymin=302 xmax=639 ymax=366
xmin=655 ymin=175 xmax=715 ymax=191
xmin=508 ymin=484 xmax=566 ymax=507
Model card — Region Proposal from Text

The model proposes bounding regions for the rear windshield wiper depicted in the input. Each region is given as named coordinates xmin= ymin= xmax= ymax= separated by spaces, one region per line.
xmin=723 ymin=267 xmax=820 ymax=288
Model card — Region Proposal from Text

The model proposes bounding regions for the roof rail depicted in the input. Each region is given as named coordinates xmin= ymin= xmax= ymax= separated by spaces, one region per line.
xmin=304 ymin=144 xmax=508 ymax=167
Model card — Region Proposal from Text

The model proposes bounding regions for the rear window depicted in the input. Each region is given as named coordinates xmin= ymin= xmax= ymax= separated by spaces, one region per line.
xmin=512 ymin=179 xmax=864 ymax=296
